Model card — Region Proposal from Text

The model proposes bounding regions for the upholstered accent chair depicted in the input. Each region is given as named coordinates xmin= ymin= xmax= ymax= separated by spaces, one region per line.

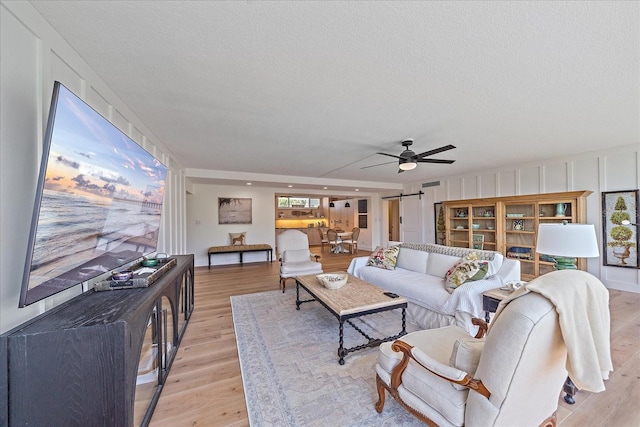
xmin=375 ymin=270 xmax=611 ymax=427
xmin=317 ymin=228 xmax=329 ymax=252
xmin=342 ymin=227 xmax=360 ymax=253
xmin=277 ymin=230 xmax=322 ymax=293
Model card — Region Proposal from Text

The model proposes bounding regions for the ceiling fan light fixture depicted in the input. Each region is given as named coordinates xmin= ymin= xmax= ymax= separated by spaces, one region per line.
xmin=399 ymin=161 xmax=417 ymax=171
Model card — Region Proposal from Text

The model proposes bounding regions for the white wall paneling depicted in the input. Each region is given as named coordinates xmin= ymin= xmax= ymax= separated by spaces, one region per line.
xmin=479 ymin=173 xmax=497 ymax=198
xmin=603 ymin=151 xmax=638 ymax=190
xmin=0 ymin=1 xmax=187 ymax=333
xmin=543 ymin=161 xmax=569 ymax=193
xmin=462 ymin=176 xmax=478 ymax=199
xmin=498 ymin=169 xmax=517 ymax=196
xmin=426 ymin=144 xmax=640 ymax=292
xmin=519 ymin=166 xmax=542 ymax=195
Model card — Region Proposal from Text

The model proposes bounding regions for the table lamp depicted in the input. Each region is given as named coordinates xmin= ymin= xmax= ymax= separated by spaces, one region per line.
xmin=536 ymin=222 xmax=600 ymax=270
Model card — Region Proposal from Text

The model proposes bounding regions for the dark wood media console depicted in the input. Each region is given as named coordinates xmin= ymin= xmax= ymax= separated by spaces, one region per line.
xmin=0 ymin=254 xmax=194 ymax=427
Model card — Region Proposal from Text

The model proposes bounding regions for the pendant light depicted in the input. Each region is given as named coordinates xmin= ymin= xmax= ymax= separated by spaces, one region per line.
xmin=345 ymin=201 xmax=351 ymax=208
xmin=329 ymin=201 xmax=335 ymax=208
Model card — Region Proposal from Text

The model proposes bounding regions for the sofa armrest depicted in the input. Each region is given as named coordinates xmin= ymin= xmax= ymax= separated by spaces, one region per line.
xmin=496 ymin=258 xmax=521 ymax=282
xmin=347 ymin=256 xmax=369 ymax=276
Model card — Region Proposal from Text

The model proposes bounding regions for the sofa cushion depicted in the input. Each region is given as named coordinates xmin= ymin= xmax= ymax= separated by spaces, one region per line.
xmin=445 ymin=253 xmax=489 ymax=293
xmin=367 ymin=245 xmax=400 ymax=270
xmin=396 ymin=247 xmax=429 ymax=274
xmin=358 ymin=266 xmax=451 ymax=312
xmin=426 ymin=252 xmax=461 ymax=277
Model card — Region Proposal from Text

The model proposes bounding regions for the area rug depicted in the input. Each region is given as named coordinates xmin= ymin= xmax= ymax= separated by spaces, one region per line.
xmin=231 ymin=289 xmax=424 ymax=426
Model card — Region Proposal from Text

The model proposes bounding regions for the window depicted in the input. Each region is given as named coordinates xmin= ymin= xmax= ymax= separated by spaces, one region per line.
xmin=277 ymin=196 xmax=321 ymax=208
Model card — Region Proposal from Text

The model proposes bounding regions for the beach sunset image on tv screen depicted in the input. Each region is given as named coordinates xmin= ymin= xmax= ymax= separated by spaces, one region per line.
xmin=20 ymin=82 xmax=167 ymax=306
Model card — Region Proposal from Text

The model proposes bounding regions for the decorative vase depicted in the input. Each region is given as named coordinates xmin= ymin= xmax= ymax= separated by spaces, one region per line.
xmin=555 ymin=203 xmax=567 ymax=217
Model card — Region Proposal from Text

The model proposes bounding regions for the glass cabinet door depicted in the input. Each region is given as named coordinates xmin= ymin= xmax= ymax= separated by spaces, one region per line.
xmin=447 ymin=206 xmax=470 ymax=248
xmin=471 ymin=205 xmax=496 ymax=251
xmin=160 ymin=296 xmax=176 ymax=379
xmin=504 ymin=203 xmax=536 ymax=280
xmin=177 ymin=268 xmax=194 ymax=339
xmin=134 ymin=308 xmax=160 ymax=427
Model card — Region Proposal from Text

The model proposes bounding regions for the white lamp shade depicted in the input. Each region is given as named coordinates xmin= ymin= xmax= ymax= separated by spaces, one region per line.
xmin=536 ymin=223 xmax=600 ymax=258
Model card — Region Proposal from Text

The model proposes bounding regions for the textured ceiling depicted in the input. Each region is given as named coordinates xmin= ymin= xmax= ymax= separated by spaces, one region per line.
xmin=29 ymin=1 xmax=639 ymax=192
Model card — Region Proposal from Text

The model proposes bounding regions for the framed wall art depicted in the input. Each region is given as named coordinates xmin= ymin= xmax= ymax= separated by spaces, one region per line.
xmin=601 ymin=190 xmax=639 ymax=268
xmin=358 ymin=214 xmax=368 ymax=229
xmin=434 ymin=203 xmax=446 ymax=245
xmin=218 ymin=198 xmax=252 ymax=225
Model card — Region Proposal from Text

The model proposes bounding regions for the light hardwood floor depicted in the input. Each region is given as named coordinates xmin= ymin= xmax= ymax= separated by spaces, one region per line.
xmin=150 ymin=249 xmax=640 ymax=426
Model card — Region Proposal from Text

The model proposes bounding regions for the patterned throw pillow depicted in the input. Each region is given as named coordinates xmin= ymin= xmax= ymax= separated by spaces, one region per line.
xmin=366 ymin=246 xmax=400 ymax=270
xmin=445 ymin=252 xmax=489 ymax=293
xmin=230 ymin=232 xmax=246 ymax=245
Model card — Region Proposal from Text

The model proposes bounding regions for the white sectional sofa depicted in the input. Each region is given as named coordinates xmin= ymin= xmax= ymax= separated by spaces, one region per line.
xmin=347 ymin=243 xmax=521 ymax=335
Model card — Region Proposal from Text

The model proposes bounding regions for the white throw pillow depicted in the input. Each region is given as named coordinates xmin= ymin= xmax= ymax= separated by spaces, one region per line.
xmin=283 ymin=249 xmax=311 ymax=263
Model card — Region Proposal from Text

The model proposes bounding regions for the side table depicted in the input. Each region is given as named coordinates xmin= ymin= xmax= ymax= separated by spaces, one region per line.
xmin=481 ymin=287 xmax=513 ymax=322
xmin=481 ymin=286 xmax=578 ymax=405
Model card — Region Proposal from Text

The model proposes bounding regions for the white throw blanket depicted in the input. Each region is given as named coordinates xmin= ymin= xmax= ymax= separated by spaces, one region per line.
xmin=441 ymin=274 xmax=504 ymax=317
xmin=492 ymin=270 xmax=613 ymax=393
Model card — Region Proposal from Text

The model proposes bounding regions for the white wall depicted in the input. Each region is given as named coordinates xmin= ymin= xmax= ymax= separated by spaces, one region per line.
xmin=407 ymin=144 xmax=640 ymax=292
xmin=187 ymin=184 xmax=382 ymax=267
xmin=0 ymin=2 xmax=187 ymax=333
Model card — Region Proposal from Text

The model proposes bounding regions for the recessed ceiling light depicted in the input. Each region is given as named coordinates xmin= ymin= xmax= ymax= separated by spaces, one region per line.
xmin=355 ymin=189 xmax=359 ymax=191
xmin=323 ymin=187 xmax=328 ymax=190
xmin=246 ymin=182 xmax=252 ymax=185
xmin=288 ymin=185 xmax=293 ymax=188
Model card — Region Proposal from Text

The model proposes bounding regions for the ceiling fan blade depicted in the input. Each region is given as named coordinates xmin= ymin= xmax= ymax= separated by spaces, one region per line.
xmin=360 ymin=160 xmax=397 ymax=169
xmin=417 ymin=144 xmax=456 ymax=158
xmin=377 ymin=152 xmax=403 ymax=160
xmin=417 ymin=158 xmax=456 ymax=164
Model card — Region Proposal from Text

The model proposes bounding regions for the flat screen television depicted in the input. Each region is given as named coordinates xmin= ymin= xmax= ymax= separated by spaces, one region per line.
xmin=19 ymin=81 xmax=167 ymax=307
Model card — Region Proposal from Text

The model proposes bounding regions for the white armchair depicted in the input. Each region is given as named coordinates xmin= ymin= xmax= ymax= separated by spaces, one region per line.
xmin=375 ymin=270 xmax=612 ymax=427
xmin=277 ymin=230 xmax=323 ymax=293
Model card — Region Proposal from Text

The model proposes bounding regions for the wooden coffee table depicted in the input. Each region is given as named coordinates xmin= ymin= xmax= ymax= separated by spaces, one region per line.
xmin=295 ymin=272 xmax=407 ymax=365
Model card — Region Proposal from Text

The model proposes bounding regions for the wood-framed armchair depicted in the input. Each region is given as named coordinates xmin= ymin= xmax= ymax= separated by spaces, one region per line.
xmin=375 ymin=270 xmax=612 ymax=427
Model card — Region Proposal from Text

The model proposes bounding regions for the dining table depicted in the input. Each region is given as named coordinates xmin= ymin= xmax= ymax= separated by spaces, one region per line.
xmin=332 ymin=231 xmax=353 ymax=254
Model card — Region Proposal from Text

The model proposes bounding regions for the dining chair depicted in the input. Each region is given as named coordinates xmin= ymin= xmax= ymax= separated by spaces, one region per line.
xmin=326 ymin=229 xmax=339 ymax=253
xmin=317 ymin=228 xmax=329 ymax=252
xmin=342 ymin=227 xmax=360 ymax=253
